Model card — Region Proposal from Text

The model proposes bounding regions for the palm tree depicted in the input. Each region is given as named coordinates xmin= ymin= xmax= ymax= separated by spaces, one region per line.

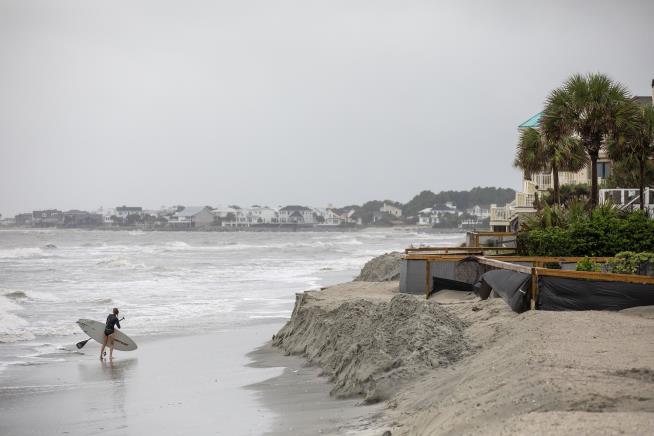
xmin=542 ymin=73 xmax=632 ymax=208
xmin=513 ymin=127 xmax=546 ymax=181
xmin=608 ymin=102 xmax=654 ymax=210
xmin=545 ymin=135 xmax=587 ymax=205
xmin=514 ymin=127 xmax=587 ymax=205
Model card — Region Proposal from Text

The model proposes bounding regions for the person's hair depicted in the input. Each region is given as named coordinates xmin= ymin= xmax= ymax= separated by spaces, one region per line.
xmin=113 ymin=307 xmax=119 ymax=315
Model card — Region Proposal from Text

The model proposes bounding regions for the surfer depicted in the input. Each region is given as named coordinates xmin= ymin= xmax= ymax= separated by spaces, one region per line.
xmin=100 ymin=308 xmax=121 ymax=360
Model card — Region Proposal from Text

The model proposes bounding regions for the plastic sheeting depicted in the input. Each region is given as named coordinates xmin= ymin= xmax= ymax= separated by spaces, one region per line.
xmin=433 ymin=276 xmax=476 ymax=293
xmin=475 ymin=269 xmax=531 ymax=313
xmin=405 ymin=257 xmax=654 ymax=313
xmin=537 ymin=275 xmax=654 ymax=311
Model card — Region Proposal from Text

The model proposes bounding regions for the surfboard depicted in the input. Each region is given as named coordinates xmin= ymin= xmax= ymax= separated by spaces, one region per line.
xmin=76 ymin=319 xmax=138 ymax=351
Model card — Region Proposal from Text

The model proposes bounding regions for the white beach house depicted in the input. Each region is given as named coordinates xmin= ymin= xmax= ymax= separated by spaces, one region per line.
xmin=466 ymin=205 xmax=490 ymax=219
xmin=417 ymin=202 xmax=459 ymax=226
xmin=248 ymin=206 xmax=279 ymax=224
xmin=380 ymin=203 xmax=402 ymax=217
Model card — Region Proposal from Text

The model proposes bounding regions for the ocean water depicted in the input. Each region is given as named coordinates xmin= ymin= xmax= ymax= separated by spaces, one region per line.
xmin=0 ymin=228 xmax=464 ymax=372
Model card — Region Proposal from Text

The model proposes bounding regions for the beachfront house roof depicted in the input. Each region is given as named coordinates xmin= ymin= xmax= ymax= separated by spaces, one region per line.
xmin=279 ymin=205 xmax=312 ymax=212
xmin=519 ymin=93 xmax=651 ymax=131
xmin=632 ymin=94 xmax=654 ymax=107
xmin=432 ymin=203 xmax=458 ymax=214
xmin=518 ymin=112 xmax=541 ymax=129
xmin=174 ymin=206 xmax=209 ymax=218
xmin=116 ymin=206 xmax=143 ymax=213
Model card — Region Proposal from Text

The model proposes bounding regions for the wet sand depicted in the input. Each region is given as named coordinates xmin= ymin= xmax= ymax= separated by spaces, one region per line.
xmin=0 ymin=322 xmax=382 ymax=436
xmin=247 ymin=343 xmax=383 ymax=436
xmin=0 ymin=324 xmax=284 ymax=436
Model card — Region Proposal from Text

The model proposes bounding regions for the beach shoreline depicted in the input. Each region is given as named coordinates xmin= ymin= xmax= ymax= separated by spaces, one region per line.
xmin=0 ymin=324 xmax=285 ymax=436
xmin=246 ymin=342 xmax=384 ymax=436
xmin=0 ymin=321 xmax=387 ymax=436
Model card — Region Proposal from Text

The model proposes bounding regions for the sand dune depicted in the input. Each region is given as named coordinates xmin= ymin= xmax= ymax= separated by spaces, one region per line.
xmin=272 ymin=281 xmax=654 ymax=435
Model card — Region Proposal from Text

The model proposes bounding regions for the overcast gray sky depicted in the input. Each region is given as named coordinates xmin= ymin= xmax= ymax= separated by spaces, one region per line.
xmin=1 ymin=0 xmax=653 ymax=215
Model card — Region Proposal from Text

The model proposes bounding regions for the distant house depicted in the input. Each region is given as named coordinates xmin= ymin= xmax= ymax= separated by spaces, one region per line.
xmin=212 ymin=205 xmax=238 ymax=219
xmin=417 ymin=208 xmax=433 ymax=226
xmin=170 ymin=206 xmax=214 ymax=228
xmin=248 ymin=206 xmax=279 ymax=225
xmin=102 ymin=208 xmax=116 ymax=225
xmin=416 ymin=202 xmax=460 ymax=226
xmin=432 ymin=202 xmax=458 ymax=215
xmin=465 ymin=205 xmax=490 ymax=219
xmin=380 ymin=203 xmax=402 ymax=218
xmin=115 ymin=206 xmax=144 ymax=219
xmin=14 ymin=213 xmax=33 ymax=226
xmin=278 ymin=206 xmax=316 ymax=224
xmin=32 ymin=210 xmax=63 ymax=227
xmin=63 ymin=210 xmax=103 ymax=227
xmin=217 ymin=206 xmax=279 ymax=227
xmin=212 ymin=205 xmax=239 ymax=226
xmin=324 ymin=209 xmax=350 ymax=225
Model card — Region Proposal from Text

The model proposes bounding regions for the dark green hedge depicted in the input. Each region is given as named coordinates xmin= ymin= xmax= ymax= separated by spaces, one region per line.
xmin=517 ymin=209 xmax=654 ymax=257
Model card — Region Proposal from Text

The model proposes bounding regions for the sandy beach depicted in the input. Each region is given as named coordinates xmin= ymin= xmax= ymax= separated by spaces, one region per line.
xmin=272 ymin=280 xmax=654 ymax=435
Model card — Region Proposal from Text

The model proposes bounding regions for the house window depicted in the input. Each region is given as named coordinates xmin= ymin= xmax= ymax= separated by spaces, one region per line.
xmin=597 ymin=162 xmax=611 ymax=179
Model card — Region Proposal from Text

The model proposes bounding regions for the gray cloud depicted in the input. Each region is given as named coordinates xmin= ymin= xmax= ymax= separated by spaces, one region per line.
xmin=1 ymin=0 xmax=653 ymax=215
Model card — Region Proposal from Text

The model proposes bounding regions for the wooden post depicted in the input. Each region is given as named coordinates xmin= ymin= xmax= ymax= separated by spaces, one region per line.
xmin=425 ymin=261 xmax=431 ymax=299
xmin=530 ymin=267 xmax=538 ymax=310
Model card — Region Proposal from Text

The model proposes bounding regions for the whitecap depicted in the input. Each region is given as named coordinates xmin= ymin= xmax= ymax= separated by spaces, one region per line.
xmin=0 ymin=247 xmax=47 ymax=259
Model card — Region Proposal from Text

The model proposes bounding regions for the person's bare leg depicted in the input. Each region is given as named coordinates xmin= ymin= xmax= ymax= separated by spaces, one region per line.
xmin=109 ymin=335 xmax=115 ymax=360
xmin=100 ymin=335 xmax=108 ymax=360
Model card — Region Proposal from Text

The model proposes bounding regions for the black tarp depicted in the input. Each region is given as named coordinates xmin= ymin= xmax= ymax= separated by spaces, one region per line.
xmin=424 ymin=258 xmax=486 ymax=296
xmin=424 ymin=257 xmax=654 ymax=313
xmin=538 ymin=275 xmax=654 ymax=311
xmin=475 ymin=269 xmax=531 ymax=313
xmin=432 ymin=276 xmax=476 ymax=293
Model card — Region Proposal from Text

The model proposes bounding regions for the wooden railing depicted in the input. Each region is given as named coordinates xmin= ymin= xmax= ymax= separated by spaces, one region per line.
xmin=404 ymin=246 xmax=517 ymax=255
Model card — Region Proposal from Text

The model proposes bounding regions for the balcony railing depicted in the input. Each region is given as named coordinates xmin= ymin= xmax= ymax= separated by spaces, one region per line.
xmin=490 ymin=205 xmax=510 ymax=222
xmin=516 ymin=192 xmax=535 ymax=208
xmin=531 ymin=173 xmax=552 ymax=190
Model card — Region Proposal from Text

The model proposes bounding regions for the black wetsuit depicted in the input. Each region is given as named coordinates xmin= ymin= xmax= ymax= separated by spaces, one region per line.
xmin=104 ymin=314 xmax=121 ymax=336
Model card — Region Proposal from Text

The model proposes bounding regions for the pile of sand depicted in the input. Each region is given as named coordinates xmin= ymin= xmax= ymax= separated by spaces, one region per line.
xmin=273 ymin=287 xmax=469 ymax=403
xmin=272 ymin=281 xmax=654 ymax=435
xmin=389 ymin=302 xmax=654 ymax=435
xmin=354 ymin=252 xmax=403 ymax=282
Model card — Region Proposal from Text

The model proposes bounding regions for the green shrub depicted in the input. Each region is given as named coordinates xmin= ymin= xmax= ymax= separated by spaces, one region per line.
xmin=518 ymin=208 xmax=654 ymax=257
xmin=606 ymin=251 xmax=654 ymax=275
xmin=576 ymin=256 xmax=601 ymax=272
